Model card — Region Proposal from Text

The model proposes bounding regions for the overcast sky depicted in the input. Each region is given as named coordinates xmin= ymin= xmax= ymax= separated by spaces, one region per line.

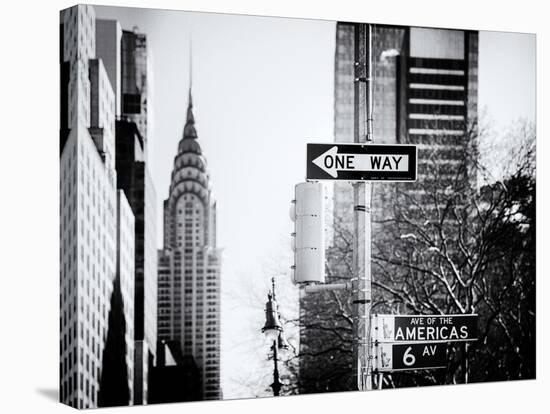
xmin=95 ymin=5 xmax=535 ymax=399
xmin=479 ymin=30 xmax=536 ymax=131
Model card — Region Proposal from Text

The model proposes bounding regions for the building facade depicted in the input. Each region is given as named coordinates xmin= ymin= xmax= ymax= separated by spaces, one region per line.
xmin=60 ymin=4 xmax=159 ymax=408
xmin=97 ymin=190 xmax=136 ymax=407
xmin=116 ymin=190 xmax=136 ymax=403
xmin=60 ymin=5 xmax=131 ymax=409
xmin=114 ymin=119 xmax=158 ymax=405
xmin=149 ymin=340 xmax=202 ymax=403
xmin=157 ymin=89 xmax=222 ymax=400
xmin=298 ymin=23 xmax=479 ymax=393
xmin=332 ymin=24 xmax=478 ymax=224
xmin=94 ymin=16 xmax=157 ymax=405
xmin=96 ymin=19 xmax=122 ymax=117
xmin=121 ymin=29 xmax=150 ymax=153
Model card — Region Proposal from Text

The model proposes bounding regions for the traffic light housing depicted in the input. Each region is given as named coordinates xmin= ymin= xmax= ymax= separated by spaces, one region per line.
xmin=290 ymin=182 xmax=326 ymax=284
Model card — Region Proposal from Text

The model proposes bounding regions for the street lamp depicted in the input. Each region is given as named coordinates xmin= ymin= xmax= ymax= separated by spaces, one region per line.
xmin=277 ymin=331 xmax=291 ymax=359
xmin=261 ymin=277 xmax=288 ymax=396
xmin=262 ymin=291 xmax=282 ymax=341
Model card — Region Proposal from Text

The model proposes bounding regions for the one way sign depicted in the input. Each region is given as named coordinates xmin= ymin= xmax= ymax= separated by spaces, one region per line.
xmin=306 ymin=143 xmax=417 ymax=182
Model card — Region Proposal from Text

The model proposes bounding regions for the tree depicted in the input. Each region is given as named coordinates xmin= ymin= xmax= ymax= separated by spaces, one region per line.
xmin=372 ymin=122 xmax=535 ymax=385
xmin=293 ymin=120 xmax=535 ymax=390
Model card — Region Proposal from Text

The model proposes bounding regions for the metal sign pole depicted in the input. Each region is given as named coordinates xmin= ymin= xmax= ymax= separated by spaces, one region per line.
xmin=352 ymin=22 xmax=374 ymax=392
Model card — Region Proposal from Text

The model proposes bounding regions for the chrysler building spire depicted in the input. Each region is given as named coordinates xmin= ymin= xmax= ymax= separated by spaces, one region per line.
xmin=183 ymin=37 xmax=196 ymax=139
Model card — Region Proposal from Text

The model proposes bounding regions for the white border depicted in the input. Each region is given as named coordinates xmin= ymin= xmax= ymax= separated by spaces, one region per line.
xmin=0 ymin=1 xmax=545 ymax=414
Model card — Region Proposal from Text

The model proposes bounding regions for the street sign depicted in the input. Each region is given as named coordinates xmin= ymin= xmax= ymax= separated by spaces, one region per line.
xmin=375 ymin=342 xmax=447 ymax=372
xmin=372 ymin=314 xmax=478 ymax=344
xmin=306 ymin=143 xmax=417 ymax=182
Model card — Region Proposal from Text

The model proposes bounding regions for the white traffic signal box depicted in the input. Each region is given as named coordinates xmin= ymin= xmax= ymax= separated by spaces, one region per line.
xmin=290 ymin=182 xmax=326 ymax=284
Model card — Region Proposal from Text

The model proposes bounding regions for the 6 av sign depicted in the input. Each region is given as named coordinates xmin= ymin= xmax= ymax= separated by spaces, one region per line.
xmin=306 ymin=143 xmax=417 ymax=182
xmin=375 ymin=342 xmax=447 ymax=372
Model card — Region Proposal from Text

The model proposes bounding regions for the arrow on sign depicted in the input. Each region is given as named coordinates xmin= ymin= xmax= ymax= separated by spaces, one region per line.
xmin=312 ymin=146 xmax=410 ymax=178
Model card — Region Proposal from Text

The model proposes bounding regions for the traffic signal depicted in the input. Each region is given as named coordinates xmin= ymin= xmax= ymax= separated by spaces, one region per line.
xmin=290 ymin=182 xmax=326 ymax=284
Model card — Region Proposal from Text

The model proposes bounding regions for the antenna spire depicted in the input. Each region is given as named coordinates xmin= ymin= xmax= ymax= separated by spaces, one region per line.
xmin=188 ymin=33 xmax=193 ymax=105
xmin=182 ymin=33 xmax=197 ymax=139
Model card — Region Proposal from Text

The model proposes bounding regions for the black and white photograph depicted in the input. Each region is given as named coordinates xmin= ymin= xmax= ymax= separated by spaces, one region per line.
xmin=56 ymin=3 xmax=538 ymax=409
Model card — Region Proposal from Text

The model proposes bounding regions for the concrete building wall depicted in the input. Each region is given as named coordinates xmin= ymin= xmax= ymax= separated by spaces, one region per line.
xmin=133 ymin=340 xmax=148 ymax=404
xmin=121 ymin=30 xmax=149 ymax=151
xmin=60 ymin=126 xmax=80 ymax=408
xmin=202 ymin=248 xmax=221 ymax=399
xmin=114 ymin=119 xmax=157 ymax=405
xmin=117 ymin=190 xmax=135 ymax=404
xmin=410 ymin=27 xmax=464 ymax=59
xmin=61 ymin=5 xmax=95 ymax=130
xmin=60 ymin=122 xmax=118 ymax=409
xmin=60 ymin=5 xmax=125 ymax=409
xmin=157 ymin=249 xmax=173 ymax=339
xmin=89 ymin=58 xmax=116 ymax=167
xmin=144 ymin=167 xmax=158 ymax=358
xmin=96 ymin=19 xmax=122 ymax=116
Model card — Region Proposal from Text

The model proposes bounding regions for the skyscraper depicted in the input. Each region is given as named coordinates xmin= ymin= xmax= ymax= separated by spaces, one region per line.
xmin=60 ymin=5 xmax=158 ymax=408
xmin=115 ymin=190 xmax=136 ymax=404
xmin=96 ymin=19 xmax=122 ymax=117
xmin=60 ymin=5 xmax=134 ymax=409
xmin=98 ymin=190 xmax=135 ymax=407
xmin=332 ymin=24 xmax=478 ymax=225
xmin=114 ymin=119 xmax=158 ymax=405
xmin=94 ymin=20 xmax=158 ymax=405
xmin=298 ymin=23 xmax=479 ymax=393
xmin=157 ymin=88 xmax=222 ymax=400
xmin=95 ymin=20 xmax=158 ymax=405
xmin=121 ymin=29 xmax=150 ymax=153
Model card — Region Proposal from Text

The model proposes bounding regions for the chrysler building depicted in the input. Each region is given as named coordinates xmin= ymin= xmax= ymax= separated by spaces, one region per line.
xmin=157 ymin=86 xmax=222 ymax=400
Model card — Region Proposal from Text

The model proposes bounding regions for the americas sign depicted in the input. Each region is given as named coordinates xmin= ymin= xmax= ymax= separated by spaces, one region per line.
xmin=371 ymin=314 xmax=478 ymax=372
xmin=372 ymin=314 xmax=478 ymax=344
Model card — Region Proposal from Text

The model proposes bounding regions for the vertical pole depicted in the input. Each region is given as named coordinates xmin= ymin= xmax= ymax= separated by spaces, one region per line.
xmin=352 ymin=23 xmax=373 ymax=392
xmin=365 ymin=24 xmax=374 ymax=142
xmin=272 ymin=340 xmax=281 ymax=396
xmin=463 ymin=342 xmax=469 ymax=384
xmin=270 ymin=276 xmax=282 ymax=396
xmin=271 ymin=276 xmax=276 ymax=301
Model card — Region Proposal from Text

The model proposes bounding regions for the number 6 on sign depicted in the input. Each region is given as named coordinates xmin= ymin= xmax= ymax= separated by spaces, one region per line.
xmin=375 ymin=343 xmax=447 ymax=371
xmin=403 ymin=346 xmax=415 ymax=366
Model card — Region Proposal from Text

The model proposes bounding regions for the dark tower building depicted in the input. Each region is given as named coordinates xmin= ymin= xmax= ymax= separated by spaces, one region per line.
xmin=115 ymin=27 xmax=157 ymax=406
xmin=157 ymin=87 xmax=222 ymax=400
xmin=115 ymin=119 xmax=158 ymax=405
